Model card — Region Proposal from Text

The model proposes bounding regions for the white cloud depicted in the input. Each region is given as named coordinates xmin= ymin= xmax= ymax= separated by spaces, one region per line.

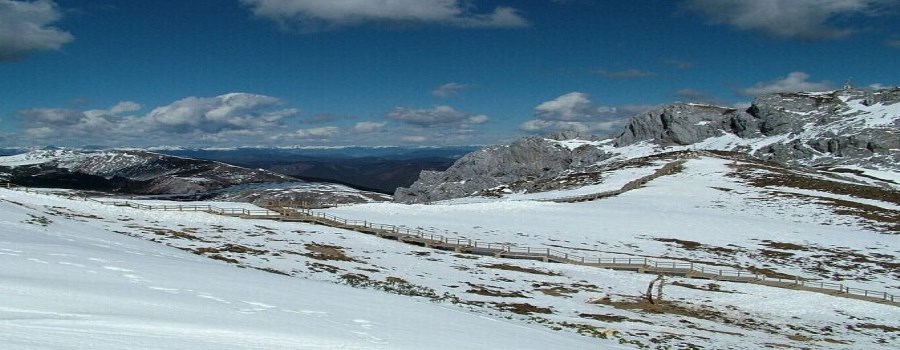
xmin=352 ymin=121 xmax=386 ymax=133
xmin=401 ymin=136 xmax=428 ymax=143
xmin=523 ymin=93 xmax=655 ymax=135
xmin=15 ymin=93 xmax=304 ymax=147
xmin=388 ymin=105 xmax=488 ymax=127
xmin=240 ymin=0 xmax=528 ymax=31
xmin=292 ymin=126 xmax=340 ymax=138
xmin=431 ymin=82 xmax=469 ymax=98
xmin=534 ymin=92 xmax=614 ymax=121
xmin=83 ymin=101 xmax=142 ymax=118
xmin=24 ymin=126 xmax=54 ymax=140
xmin=145 ymin=93 xmax=294 ymax=133
xmin=739 ymin=72 xmax=833 ymax=96
xmin=0 ymin=0 xmax=73 ymax=62
xmin=13 ymin=93 xmax=501 ymax=147
xmin=683 ymin=0 xmax=897 ymax=40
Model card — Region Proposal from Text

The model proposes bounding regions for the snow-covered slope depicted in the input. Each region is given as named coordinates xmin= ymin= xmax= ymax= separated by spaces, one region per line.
xmin=4 ymin=156 xmax=897 ymax=349
xmin=0 ymin=190 xmax=602 ymax=350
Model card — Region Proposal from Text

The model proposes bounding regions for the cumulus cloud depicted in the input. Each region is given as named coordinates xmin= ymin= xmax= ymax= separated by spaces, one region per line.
xmin=522 ymin=92 xmax=653 ymax=135
xmin=388 ymin=105 xmax=488 ymax=127
xmin=431 ymin=82 xmax=469 ymax=98
xmin=352 ymin=121 xmax=386 ymax=133
xmin=683 ymin=0 xmax=897 ymax=40
xmin=401 ymin=135 xmax=428 ymax=143
xmin=593 ymin=68 xmax=656 ymax=79
xmin=145 ymin=93 xmax=295 ymax=133
xmin=0 ymin=0 xmax=73 ymax=62
xmin=240 ymin=0 xmax=528 ymax=31
xmin=534 ymin=92 xmax=614 ymax=121
xmin=83 ymin=101 xmax=141 ymax=118
xmin=739 ymin=72 xmax=833 ymax=96
xmin=14 ymin=94 xmax=501 ymax=147
xmin=287 ymin=126 xmax=340 ymax=139
xmin=16 ymin=93 xmax=304 ymax=147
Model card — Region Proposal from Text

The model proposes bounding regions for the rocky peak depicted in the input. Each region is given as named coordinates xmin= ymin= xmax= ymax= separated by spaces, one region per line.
xmin=614 ymin=87 xmax=900 ymax=169
xmin=397 ymin=87 xmax=899 ymax=203
xmin=394 ymin=137 xmax=610 ymax=203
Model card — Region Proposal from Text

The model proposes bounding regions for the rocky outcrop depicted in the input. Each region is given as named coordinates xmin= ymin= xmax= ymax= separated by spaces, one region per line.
xmin=615 ymin=103 xmax=745 ymax=146
xmin=394 ymin=137 xmax=610 ymax=203
xmin=615 ymin=87 xmax=900 ymax=169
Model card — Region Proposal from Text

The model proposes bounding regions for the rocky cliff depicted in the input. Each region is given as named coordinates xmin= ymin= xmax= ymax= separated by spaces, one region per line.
xmin=615 ymin=87 xmax=900 ymax=169
xmin=396 ymin=87 xmax=899 ymax=203
xmin=395 ymin=134 xmax=611 ymax=203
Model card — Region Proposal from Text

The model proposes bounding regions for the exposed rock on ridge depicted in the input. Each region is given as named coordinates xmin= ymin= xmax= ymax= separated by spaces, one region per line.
xmin=394 ymin=137 xmax=610 ymax=204
xmin=396 ymin=87 xmax=899 ymax=203
xmin=615 ymin=88 xmax=900 ymax=168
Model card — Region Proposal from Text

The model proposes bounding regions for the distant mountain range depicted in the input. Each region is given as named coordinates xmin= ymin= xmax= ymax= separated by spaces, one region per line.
xmin=0 ymin=149 xmax=390 ymax=206
xmin=156 ymin=146 xmax=478 ymax=193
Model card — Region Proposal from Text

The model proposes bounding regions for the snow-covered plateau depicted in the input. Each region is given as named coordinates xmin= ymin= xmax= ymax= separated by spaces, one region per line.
xmin=2 ymin=153 xmax=897 ymax=349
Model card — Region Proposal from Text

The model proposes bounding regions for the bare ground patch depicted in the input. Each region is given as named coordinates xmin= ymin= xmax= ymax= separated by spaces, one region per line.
xmin=303 ymin=243 xmax=357 ymax=262
xmin=478 ymin=263 xmax=561 ymax=276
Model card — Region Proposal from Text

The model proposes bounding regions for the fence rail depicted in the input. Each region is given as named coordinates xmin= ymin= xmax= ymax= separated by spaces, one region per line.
xmin=2 ymin=182 xmax=896 ymax=305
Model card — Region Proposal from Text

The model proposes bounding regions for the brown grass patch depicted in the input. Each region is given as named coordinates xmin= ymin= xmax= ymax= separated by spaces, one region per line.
xmin=195 ymin=243 xmax=267 ymax=255
xmin=127 ymin=224 xmax=211 ymax=242
xmin=579 ymin=313 xmax=650 ymax=324
xmin=655 ymin=238 xmax=702 ymax=250
xmin=303 ymin=243 xmax=357 ymax=262
xmin=478 ymin=263 xmax=560 ymax=276
xmin=491 ymin=302 xmax=552 ymax=315
xmin=465 ymin=283 xmax=528 ymax=298
xmin=855 ymin=323 xmax=900 ymax=332
xmin=760 ymin=241 xmax=809 ymax=251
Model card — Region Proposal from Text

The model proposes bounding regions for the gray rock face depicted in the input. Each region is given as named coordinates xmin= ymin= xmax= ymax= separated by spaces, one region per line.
xmin=394 ymin=137 xmax=609 ymax=203
xmin=616 ymin=103 xmax=742 ymax=146
xmin=615 ymin=88 xmax=900 ymax=169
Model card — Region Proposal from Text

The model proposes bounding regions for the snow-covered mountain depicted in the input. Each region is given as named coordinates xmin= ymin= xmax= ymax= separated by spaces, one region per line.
xmin=397 ymin=87 xmax=899 ymax=203
xmin=0 ymin=149 xmax=391 ymax=205
xmin=0 ymin=149 xmax=292 ymax=194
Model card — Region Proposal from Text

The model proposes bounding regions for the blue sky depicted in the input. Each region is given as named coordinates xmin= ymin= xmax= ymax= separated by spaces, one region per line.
xmin=2 ymin=0 xmax=899 ymax=148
